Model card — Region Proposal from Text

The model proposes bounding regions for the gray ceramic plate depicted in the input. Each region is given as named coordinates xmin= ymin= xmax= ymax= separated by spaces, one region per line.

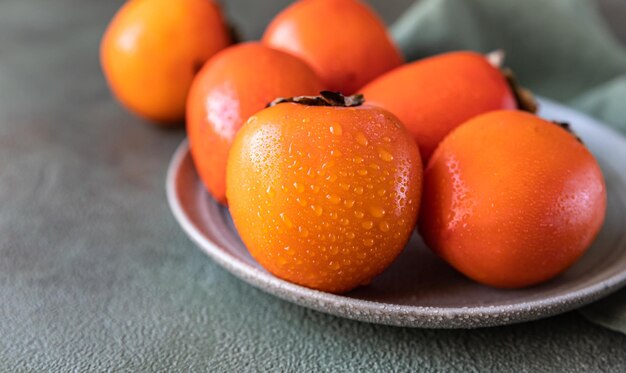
xmin=167 ymin=98 xmax=626 ymax=328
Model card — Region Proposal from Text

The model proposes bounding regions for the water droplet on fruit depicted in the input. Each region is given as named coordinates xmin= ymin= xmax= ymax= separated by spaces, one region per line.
xmin=247 ymin=116 xmax=258 ymax=125
xmin=353 ymin=156 xmax=364 ymax=164
xmin=379 ymin=221 xmax=390 ymax=232
xmin=355 ymin=132 xmax=369 ymax=146
xmin=295 ymin=197 xmax=307 ymax=207
xmin=346 ymin=232 xmax=355 ymax=239
xmin=293 ymin=181 xmax=304 ymax=193
xmin=330 ymin=149 xmax=343 ymax=157
xmin=279 ymin=213 xmax=293 ymax=228
xmin=363 ymin=238 xmax=374 ymax=246
xmin=354 ymin=211 xmax=364 ymax=219
xmin=326 ymin=194 xmax=341 ymax=204
xmin=321 ymin=161 xmax=335 ymax=169
xmin=369 ymin=206 xmax=385 ymax=218
xmin=357 ymin=169 xmax=368 ymax=176
xmin=330 ymin=123 xmax=343 ymax=136
xmin=362 ymin=220 xmax=374 ymax=230
xmin=378 ymin=148 xmax=394 ymax=162
xmin=343 ymin=199 xmax=355 ymax=208
xmin=311 ymin=205 xmax=323 ymax=216
xmin=354 ymin=186 xmax=364 ymax=195
xmin=298 ymin=226 xmax=309 ymax=237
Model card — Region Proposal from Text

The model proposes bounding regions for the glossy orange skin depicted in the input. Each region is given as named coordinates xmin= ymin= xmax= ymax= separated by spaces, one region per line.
xmin=262 ymin=0 xmax=404 ymax=95
xmin=362 ymin=51 xmax=516 ymax=161
xmin=187 ymin=43 xmax=323 ymax=204
xmin=101 ymin=0 xmax=230 ymax=124
xmin=419 ymin=111 xmax=606 ymax=288
xmin=227 ymin=103 xmax=423 ymax=293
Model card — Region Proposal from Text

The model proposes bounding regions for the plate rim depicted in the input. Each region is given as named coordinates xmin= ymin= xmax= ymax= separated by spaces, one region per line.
xmin=167 ymin=98 xmax=626 ymax=328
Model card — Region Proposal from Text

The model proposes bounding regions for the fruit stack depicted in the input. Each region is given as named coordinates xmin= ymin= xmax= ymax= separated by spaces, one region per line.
xmin=101 ymin=0 xmax=606 ymax=293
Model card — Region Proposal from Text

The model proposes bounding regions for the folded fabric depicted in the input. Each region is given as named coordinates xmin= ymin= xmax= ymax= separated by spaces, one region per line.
xmin=391 ymin=0 xmax=626 ymax=333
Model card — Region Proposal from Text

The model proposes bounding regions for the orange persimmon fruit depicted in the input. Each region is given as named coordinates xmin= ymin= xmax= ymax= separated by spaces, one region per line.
xmin=187 ymin=43 xmax=323 ymax=204
xmin=419 ymin=110 xmax=606 ymax=288
xmin=101 ymin=0 xmax=231 ymax=124
xmin=226 ymin=92 xmax=423 ymax=293
xmin=361 ymin=51 xmax=528 ymax=161
xmin=262 ymin=0 xmax=403 ymax=95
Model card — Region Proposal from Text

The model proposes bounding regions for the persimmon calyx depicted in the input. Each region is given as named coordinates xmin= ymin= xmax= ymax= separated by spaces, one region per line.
xmin=501 ymin=67 xmax=538 ymax=114
xmin=485 ymin=50 xmax=538 ymax=114
xmin=487 ymin=51 xmax=575 ymax=142
xmin=553 ymin=121 xmax=583 ymax=144
xmin=485 ymin=49 xmax=505 ymax=68
xmin=268 ymin=91 xmax=365 ymax=108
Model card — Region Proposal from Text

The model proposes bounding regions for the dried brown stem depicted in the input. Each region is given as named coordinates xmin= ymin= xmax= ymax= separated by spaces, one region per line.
xmin=268 ymin=91 xmax=365 ymax=108
xmin=501 ymin=67 xmax=538 ymax=113
xmin=553 ymin=121 xmax=583 ymax=144
xmin=485 ymin=50 xmax=538 ymax=113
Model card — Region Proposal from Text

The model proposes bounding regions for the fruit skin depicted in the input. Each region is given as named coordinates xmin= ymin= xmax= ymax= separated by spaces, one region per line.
xmin=361 ymin=51 xmax=517 ymax=161
xmin=262 ymin=0 xmax=403 ymax=95
xmin=419 ymin=110 xmax=606 ymax=288
xmin=101 ymin=0 xmax=231 ymax=124
xmin=187 ymin=43 xmax=323 ymax=204
xmin=226 ymin=102 xmax=422 ymax=293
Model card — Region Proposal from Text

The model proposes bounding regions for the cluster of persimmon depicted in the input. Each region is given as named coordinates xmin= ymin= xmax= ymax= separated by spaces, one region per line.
xmin=101 ymin=0 xmax=606 ymax=293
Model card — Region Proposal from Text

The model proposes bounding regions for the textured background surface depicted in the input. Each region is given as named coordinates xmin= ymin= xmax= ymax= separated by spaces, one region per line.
xmin=1 ymin=0 xmax=626 ymax=371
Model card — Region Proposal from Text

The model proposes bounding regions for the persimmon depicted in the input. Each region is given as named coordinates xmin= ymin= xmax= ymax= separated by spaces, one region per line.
xmin=419 ymin=110 xmax=606 ymax=288
xmin=101 ymin=0 xmax=231 ymax=124
xmin=361 ymin=51 xmax=535 ymax=161
xmin=262 ymin=0 xmax=403 ymax=95
xmin=226 ymin=92 xmax=422 ymax=293
xmin=187 ymin=43 xmax=323 ymax=204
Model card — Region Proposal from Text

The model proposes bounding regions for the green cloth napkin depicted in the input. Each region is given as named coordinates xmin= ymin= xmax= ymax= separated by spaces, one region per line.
xmin=391 ymin=0 xmax=626 ymax=333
